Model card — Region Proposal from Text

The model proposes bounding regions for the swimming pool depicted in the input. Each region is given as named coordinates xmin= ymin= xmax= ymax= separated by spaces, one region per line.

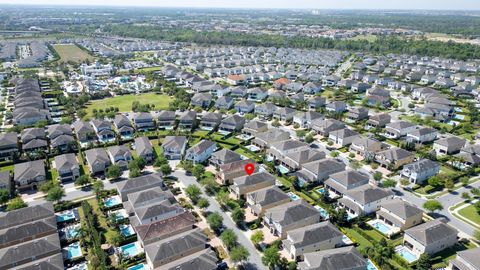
xmin=119 ymin=224 xmax=135 ymax=237
xmin=109 ymin=209 xmax=128 ymax=221
xmin=128 ymin=264 xmax=146 ymax=270
xmin=64 ymin=224 xmax=81 ymax=240
xmin=245 ymin=145 xmax=261 ymax=152
xmin=314 ymin=205 xmax=330 ymax=219
xmin=396 ymin=246 xmax=418 ymax=263
xmin=104 ymin=195 xmax=122 ymax=208
xmin=276 ymin=164 xmax=290 ymax=174
xmin=64 ymin=242 xmax=82 ymax=259
xmin=371 ymin=221 xmax=393 ymax=235
xmin=56 ymin=210 xmax=77 ymax=223
xmin=315 ymin=187 xmax=325 ymax=194
xmin=120 ymin=242 xmax=141 ymax=258
xmin=287 ymin=192 xmax=299 ymax=201
xmin=67 ymin=262 xmax=88 ymax=270
xmin=367 ymin=259 xmax=378 ymax=270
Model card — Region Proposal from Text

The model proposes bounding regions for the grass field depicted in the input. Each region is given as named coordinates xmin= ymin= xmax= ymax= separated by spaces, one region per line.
xmin=85 ymin=93 xmax=173 ymax=117
xmin=458 ymin=204 xmax=480 ymax=225
xmin=53 ymin=44 xmax=95 ymax=63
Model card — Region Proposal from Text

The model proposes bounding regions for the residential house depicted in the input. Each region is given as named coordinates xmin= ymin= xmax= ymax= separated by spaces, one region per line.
xmin=161 ymin=136 xmax=187 ymax=160
xmin=311 ymin=118 xmax=345 ymax=137
xmin=214 ymin=96 xmax=234 ymax=110
xmin=116 ymin=173 xmax=165 ymax=201
xmin=230 ymin=86 xmax=248 ymax=98
xmin=107 ymin=145 xmax=132 ymax=170
xmin=338 ymin=185 xmax=394 ymax=217
xmin=210 ymin=149 xmax=242 ymax=168
xmin=346 ymin=107 xmax=369 ymax=122
xmin=0 ymin=132 xmax=18 ymax=160
xmin=191 ymin=93 xmax=212 ymax=109
xmin=135 ymin=211 xmax=195 ymax=246
xmin=433 ymin=136 xmax=466 ymax=156
xmin=47 ymin=124 xmax=75 ymax=153
xmin=273 ymin=107 xmax=296 ymax=122
xmin=267 ymin=140 xmax=308 ymax=161
xmin=302 ymin=82 xmax=322 ymax=94
xmin=376 ymin=198 xmax=423 ymax=231
xmin=231 ymin=171 xmax=275 ymax=198
xmin=178 ymin=111 xmax=197 ymax=130
xmin=54 ymin=153 xmax=80 ymax=182
xmin=252 ymin=129 xmax=290 ymax=149
xmin=325 ymin=101 xmax=346 ymax=114
xmin=293 ymin=111 xmax=323 ymax=129
xmin=406 ymin=127 xmax=438 ymax=144
xmin=84 ymin=148 xmax=111 ymax=175
xmin=298 ymin=246 xmax=368 ymax=270
xmin=322 ymin=75 xmax=340 ymax=87
xmin=129 ymin=200 xmax=184 ymax=226
xmin=308 ymin=96 xmax=326 ymax=110
xmin=200 ymin=112 xmax=222 ymax=130
xmin=324 ymin=170 xmax=370 ymax=198
xmin=91 ymin=119 xmax=115 ymax=142
xmin=254 ymin=102 xmax=276 ymax=118
xmin=157 ymin=110 xmax=176 ymax=129
xmin=114 ymin=114 xmax=135 ymax=139
xmin=351 ymin=82 xmax=371 ymax=93
xmin=242 ymin=120 xmax=268 ymax=136
xmin=263 ymin=199 xmax=321 ymax=238
xmin=349 ymin=137 xmax=383 ymax=161
xmin=375 ymin=147 xmax=415 ymax=169
xmin=219 ymin=115 xmax=245 ymax=134
xmin=247 ymin=87 xmax=268 ymax=101
xmin=234 ymin=99 xmax=255 ymax=114
xmin=296 ymin=159 xmax=346 ymax=186
xmin=0 ymin=171 xmax=11 ymax=194
xmin=366 ymin=113 xmax=391 ymax=130
xmin=283 ymin=221 xmax=344 ymax=260
xmin=14 ymin=160 xmax=46 ymax=191
xmin=403 ymin=218 xmax=458 ymax=257
xmin=21 ymin=127 xmax=48 ymax=153
xmin=281 ymin=148 xmax=326 ymax=172
xmin=134 ymin=136 xmax=154 ymax=162
xmin=217 ymin=159 xmax=258 ymax=185
xmin=73 ymin=120 xmax=97 ymax=144
xmin=384 ymin=121 xmax=416 ymax=139
xmin=328 ymin=128 xmax=360 ymax=147
xmin=246 ymin=186 xmax=290 ymax=216
xmin=401 ymin=159 xmax=440 ymax=184
xmin=185 ymin=140 xmax=217 ymax=164
xmin=134 ymin=112 xmax=155 ymax=131
xmin=448 ymin=247 xmax=480 ymax=270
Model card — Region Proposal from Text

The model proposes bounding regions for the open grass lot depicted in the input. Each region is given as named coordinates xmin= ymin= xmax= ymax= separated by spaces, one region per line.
xmin=458 ymin=204 xmax=480 ymax=225
xmin=53 ymin=44 xmax=95 ymax=63
xmin=85 ymin=93 xmax=173 ymax=117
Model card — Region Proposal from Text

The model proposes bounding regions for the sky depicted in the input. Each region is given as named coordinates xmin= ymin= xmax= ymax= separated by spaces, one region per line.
xmin=1 ymin=0 xmax=480 ymax=10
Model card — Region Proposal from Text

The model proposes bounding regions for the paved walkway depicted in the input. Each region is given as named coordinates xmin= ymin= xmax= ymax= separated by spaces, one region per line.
xmin=173 ymin=170 xmax=267 ymax=270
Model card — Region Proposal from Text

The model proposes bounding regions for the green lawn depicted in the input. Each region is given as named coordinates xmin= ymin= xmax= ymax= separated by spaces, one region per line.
xmin=53 ymin=44 xmax=95 ymax=63
xmin=458 ymin=204 xmax=480 ymax=225
xmin=85 ymin=93 xmax=173 ymax=117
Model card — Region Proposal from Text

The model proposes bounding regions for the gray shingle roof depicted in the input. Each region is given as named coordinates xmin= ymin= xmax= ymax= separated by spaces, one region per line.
xmin=14 ymin=160 xmax=45 ymax=182
xmin=265 ymin=200 xmax=320 ymax=226
xmin=186 ymin=140 xmax=216 ymax=155
xmin=0 ymin=202 xmax=54 ymax=230
xmin=345 ymin=185 xmax=394 ymax=205
xmin=285 ymin=221 xmax=343 ymax=249
xmin=117 ymin=173 xmax=164 ymax=193
xmin=233 ymin=171 xmax=275 ymax=187
xmin=380 ymin=198 xmax=423 ymax=220
xmin=54 ymin=153 xmax=79 ymax=172
xmin=405 ymin=218 xmax=458 ymax=246
xmin=403 ymin=159 xmax=439 ymax=173
xmin=165 ymin=249 xmax=218 ymax=270
xmin=211 ymin=149 xmax=242 ymax=164
xmin=299 ymin=246 xmax=367 ymax=270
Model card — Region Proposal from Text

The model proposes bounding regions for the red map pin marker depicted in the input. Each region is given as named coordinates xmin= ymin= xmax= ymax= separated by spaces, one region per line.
xmin=244 ymin=163 xmax=255 ymax=176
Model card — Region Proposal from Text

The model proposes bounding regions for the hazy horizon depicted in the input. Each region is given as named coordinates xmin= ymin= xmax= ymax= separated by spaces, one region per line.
xmin=1 ymin=0 xmax=480 ymax=11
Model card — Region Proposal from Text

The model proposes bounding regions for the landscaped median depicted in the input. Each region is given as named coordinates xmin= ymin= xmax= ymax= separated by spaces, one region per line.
xmin=450 ymin=200 xmax=480 ymax=230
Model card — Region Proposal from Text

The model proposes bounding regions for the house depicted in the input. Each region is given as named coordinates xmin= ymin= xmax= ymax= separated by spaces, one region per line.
xmin=324 ymin=170 xmax=370 ymax=198
xmin=308 ymin=96 xmax=326 ymax=110
xmin=116 ymin=173 xmax=165 ymax=201
xmin=328 ymin=128 xmax=359 ymax=147
xmin=242 ymin=120 xmax=268 ymax=136
xmin=145 ymin=229 xmax=208 ymax=269
xmin=227 ymin=74 xmax=246 ymax=85
xmin=114 ymin=114 xmax=134 ymax=139
xmin=293 ymin=111 xmax=323 ymax=129
xmin=14 ymin=160 xmax=46 ymax=191
xmin=295 ymin=159 xmax=346 ymax=186
xmin=219 ymin=115 xmax=245 ymax=134
xmin=401 ymin=159 xmax=440 ymax=184
xmin=273 ymin=107 xmax=296 ymax=122
xmin=214 ymin=96 xmax=234 ymax=110
xmin=281 ymin=148 xmax=326 ymax=172
xmin=403 ymin=218 xmax=458 ymax=257
xmin=54 ymin=153 xmax=80 ymax=183
xmin=84 ymin=148 xmax=111 ymax=175
xmin=267 ymin=140 xmax=308 ymax=161
xmin=346 ymin=107 xmax=369 ymax=123
xmin=283 ymin=221 xmax=344 ymax=260
xmin=217 ymin=159 xmax=258 ymax=185
xmin=254 ymin=102 xmax=276 ymax=118
xmin=185 ymin=140 xmax=217 ymax=164
xmin=161 ymin=136 xmax=187 ymax=160
xmin=234 ymin=99 xmax=255 ymax=114
xmin=252 ymin=129 xmax=290 ymax=149
xmin=325 ymin=101 xmax=346 ymax=114
xmin=134 ymin=112 xmax=155 ymax=131
xmin=338 ymin=185 xmax=394 ymax=217
xmin=322 ymin=75 xmax=340 ymax=87
xmin=107 ymin=145 xmax=132 ymax=170
xmin=21 ymin=127 xmax=48 ymax=153
xmin=351 ymin=82 xmax=370 ymax=93
xmin=298 ymin=246 xmax=367 ymax=270
xmin=366 ymin=113 xmax=391 ymax=129
xmin=311 ymin=118 xmax=345 ymax=137
xmin=157 ymin=110 xmax=176 ymax=129
xmin=129 ymin=200 xmax=185 ymax=226
xmin=375 ymin=147 xmax=415 ymax=169
xmin=406 ymin=127 xmax=438 ymax=144
xmin=230 ymin=86 xmax=248 ymax=98
xmin=0 ymin=132 xmax=19 ymax=160
xmin=384 ymin=121 xmax=416 ymax=139
xmin=91 ymin=119 xmax=115 ymax=142
xmin=0 ymin=171 xmax=11 ymax=194
xmin=210 ymin=149 xmax=242 ymax=168
xmin=160 ymin=249 xmax=218 ymax=270
xmin=247 ymin=87 xmax=268 ymax=101
xmin=448 ymin=247 xmax=480 ymax=270
xmin=178 ymin=111 xmax=197 ymax=130
xmin=433 ymin=136 xmax=466 ymax=156
xmin=124 ymin=187 xmax=175 ymax=215
xmin=263 ymin=199 xmax=321 ymax=238
xmin=134 ymin=136 xmax=154 ymax=162
xmin=200 ymin=112 xmax=222 ymax=130
xmin=349 ymin=137 xmax=383 ymax=161
xmin=47 ymin=124 xmax=75 ymax=152
xmin=73 ymin=120 xmax=97 ymax=144
xmin=246 ymin=186 xmax=290 ymax=216
xmin=191 ymin=93 xmax=212 ymax=109
xmin=376 ymin=198 xmax=423 ymax=231
xmin=302 ymin=82 xmax=322 ymax=94
xmin=231 ymin=171 xmax=275 ymax=198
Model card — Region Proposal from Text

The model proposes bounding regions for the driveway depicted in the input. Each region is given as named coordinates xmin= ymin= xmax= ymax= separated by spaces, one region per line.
xmin=172 ymin=170 xmax=267 ymax=270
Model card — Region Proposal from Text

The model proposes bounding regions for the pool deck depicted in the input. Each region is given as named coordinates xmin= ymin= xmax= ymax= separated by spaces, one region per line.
xmin=367 ymin=219 xmax=400 ymax=236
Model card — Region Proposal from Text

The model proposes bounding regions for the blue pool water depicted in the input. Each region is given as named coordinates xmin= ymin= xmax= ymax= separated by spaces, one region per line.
xmin=367 ymin=259 xmax=378 ymax=270
xmin=64 ymin=242 xmax=82 ymax=259
xmin=371 ymin=221 xmax=392 ymax=235
xmin=276 ymin=164 xmax=290 ymax=174
xmin=287 ymin=192 xmax=299 ymax=201
xmin=128 ymin=264 xmax=145 ymax=270
xmin=65 ymin=226 xmax=80 ymax=239
xmin=120 ymin=225 xmax=135 ymax=237
xmin=245 ymin=145 xmax=260 ymax=152
xmin=56 ymin=210 xmax=76 ymax=223
xmin=397 ymin=247 xmax=417 ymax=263
xmin=314 ymin=206 xmax=330 ymax=219
xmin=104 ymin=196 xmax=121 ymax=208
xmin=120 ymin=243 xmax=140 ymax=257
xmin=315 ymin=187 xmax=325 ymax=194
